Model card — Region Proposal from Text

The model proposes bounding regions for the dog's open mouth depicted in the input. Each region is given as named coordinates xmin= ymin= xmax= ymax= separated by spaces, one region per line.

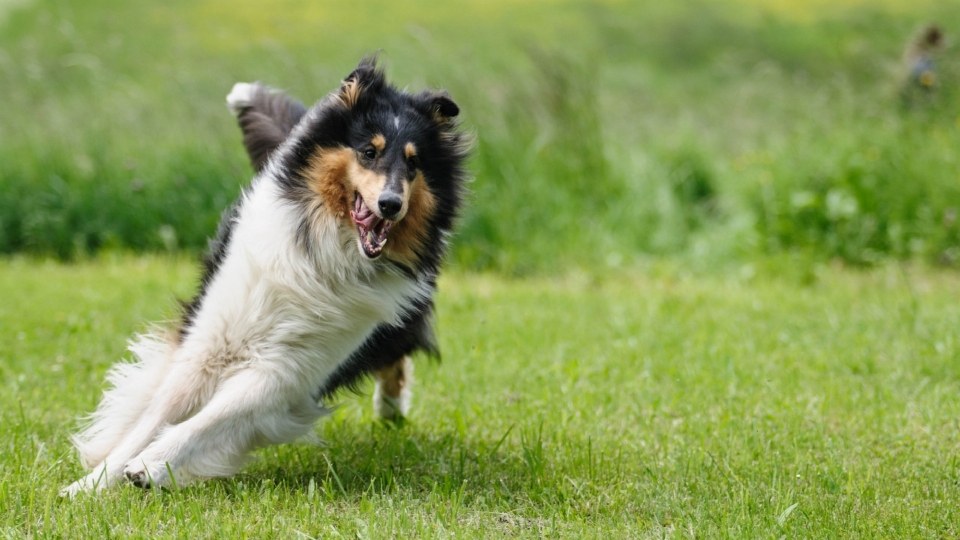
xmin=351 ymin=193 xmax=393 ymax=258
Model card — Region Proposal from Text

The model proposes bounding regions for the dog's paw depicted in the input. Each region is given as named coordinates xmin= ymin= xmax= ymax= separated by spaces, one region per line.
xmin=373 ymin=393 xmax=409 ymax=423
xmin=59 ymin=478 xmax=92 ymax=498
xmin=123 ymin=459 xmax=169 ymax=489
xmin=59 ymin=468 xmax=113 ymax=497
xmin=226 ymin=82 xmax=256 ymax=116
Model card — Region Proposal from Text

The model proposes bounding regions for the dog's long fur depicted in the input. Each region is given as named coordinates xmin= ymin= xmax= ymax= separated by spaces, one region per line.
xmin=62 ymin=58 xmax=469 ymax=495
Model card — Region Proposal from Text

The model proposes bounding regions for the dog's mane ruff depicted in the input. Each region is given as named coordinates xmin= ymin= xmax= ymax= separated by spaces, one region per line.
xmin=406 ymin=97 xmax=472 ymax=276
xmin=181 ymin=173 xmax=432 ymax=369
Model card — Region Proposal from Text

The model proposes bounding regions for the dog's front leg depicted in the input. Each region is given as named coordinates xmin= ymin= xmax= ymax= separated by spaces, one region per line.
xmin=122 ymin=369 xmax=318 ymax=488
xmin=61 ymin=359 xmax=215 ymax=497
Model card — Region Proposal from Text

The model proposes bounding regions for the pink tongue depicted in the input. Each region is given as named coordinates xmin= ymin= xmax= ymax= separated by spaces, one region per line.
xmin=351 ymin=199 xmax=379 ymax=229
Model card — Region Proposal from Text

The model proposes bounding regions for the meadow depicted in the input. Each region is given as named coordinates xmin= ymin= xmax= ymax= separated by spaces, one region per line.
xmin=1 ymin=0 xmax=960 ymax=271
xmin=3 ymin=0 xmax=960 ymax=537
xmin=2 ymin=257 xmax=960 ymax=538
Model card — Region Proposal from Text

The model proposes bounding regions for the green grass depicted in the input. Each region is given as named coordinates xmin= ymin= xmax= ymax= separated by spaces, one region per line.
xmin=2 ymin=256 xmax=960 ymax=537
xmin=3 ymin=3 xmax=960 ymax=534
xmin=2 ymin=0 xmax=960 ymax=270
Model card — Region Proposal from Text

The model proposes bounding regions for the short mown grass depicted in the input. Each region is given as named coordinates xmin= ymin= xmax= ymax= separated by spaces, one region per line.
xmin=1 ymin=257 xmax=959 ymax=538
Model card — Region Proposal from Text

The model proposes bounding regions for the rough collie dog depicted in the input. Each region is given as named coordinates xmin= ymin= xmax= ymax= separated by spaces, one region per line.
xmin=61 ymin=58 xmax=469 ymax=495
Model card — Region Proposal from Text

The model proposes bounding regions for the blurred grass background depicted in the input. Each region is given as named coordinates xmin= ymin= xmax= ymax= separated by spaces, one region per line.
xmin=1 ymin=0 xmax=959 ymax=273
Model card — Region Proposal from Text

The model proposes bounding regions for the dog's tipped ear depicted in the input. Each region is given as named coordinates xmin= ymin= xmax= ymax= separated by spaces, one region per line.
xmin=226 ymin=82 xmax=307 ymax=172
xmin=431 ymin=92 xmax=460 ymax=119
xmin=337 ymin=57 xmax=386 ymax=109
xmin=417 ymin=90 xmax=460 ymax=122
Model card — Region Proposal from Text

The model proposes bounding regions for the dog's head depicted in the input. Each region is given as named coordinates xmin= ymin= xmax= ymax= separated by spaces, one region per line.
xmin=279 ymin=58 xmax=468 ymax=269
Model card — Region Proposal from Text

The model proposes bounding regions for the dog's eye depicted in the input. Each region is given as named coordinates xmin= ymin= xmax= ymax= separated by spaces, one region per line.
xmin=406 ymin=156 xmax=420 ymax=170
xmin=363 ymin=149 xmax=376 ymax=160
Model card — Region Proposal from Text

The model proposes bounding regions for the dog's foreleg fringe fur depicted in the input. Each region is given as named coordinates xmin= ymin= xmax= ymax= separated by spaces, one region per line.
xmin=72 ymin=333 xmax=175 ymax=469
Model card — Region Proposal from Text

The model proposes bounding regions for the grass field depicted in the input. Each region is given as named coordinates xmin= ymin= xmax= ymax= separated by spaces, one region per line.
xmin=1 ymin=257 xmax=959 ymax=537
xmin=3 ymin=0 xmax=960 ymax=536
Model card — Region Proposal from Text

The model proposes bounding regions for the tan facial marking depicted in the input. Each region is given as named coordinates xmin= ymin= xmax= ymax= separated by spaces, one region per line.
xmin=308 ymin=146 xmax=406 ymax=220
xmin=385 ymin=171 xmax=436 ymax=266
xmin=347 ymin=160 xmax=389 ymax=214
xmin=304 ymin=145 xmax=434 ymax=265
xmin=305 ymin=147 xmax=354 ymax=219
xmin=404 ymin=142 xmax=417 ymax=159
xmin=371 ymin=134 xmax=386 ymax=151
xmin=306 ymin=144 xmax=404 ymax=210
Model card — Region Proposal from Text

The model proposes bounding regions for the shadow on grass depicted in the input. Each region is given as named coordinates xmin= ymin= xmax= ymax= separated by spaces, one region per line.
xmin=206 ymin=421 xmax=561 ymax=504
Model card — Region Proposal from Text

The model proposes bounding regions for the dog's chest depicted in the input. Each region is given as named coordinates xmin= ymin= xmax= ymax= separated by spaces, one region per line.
xmin=184 ymin=178 xmax=426 ymax=383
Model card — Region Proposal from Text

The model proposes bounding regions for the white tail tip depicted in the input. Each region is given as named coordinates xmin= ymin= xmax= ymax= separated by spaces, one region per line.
xmin=226 ymin=82 xmax=255 ymax=116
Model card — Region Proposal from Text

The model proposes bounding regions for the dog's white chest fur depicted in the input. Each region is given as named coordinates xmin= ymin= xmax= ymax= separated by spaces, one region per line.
xmin=184 ymin=177 xmax=425 ymax=388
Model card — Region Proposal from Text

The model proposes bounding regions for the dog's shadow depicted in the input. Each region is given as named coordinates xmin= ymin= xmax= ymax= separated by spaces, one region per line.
xmin=212 ymin=420 xmax=536 ymax=500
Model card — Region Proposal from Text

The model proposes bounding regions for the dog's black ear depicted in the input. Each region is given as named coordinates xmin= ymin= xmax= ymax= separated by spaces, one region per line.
xmin=431 ymin=92 xmax=460 ymax=119
xmin=226 ymin=82 xmax=307 ymax=172
xmin=337 ymin=56 xmax=386 ymax=109
xmin=417 ymin=90 xmax=460 ymax=122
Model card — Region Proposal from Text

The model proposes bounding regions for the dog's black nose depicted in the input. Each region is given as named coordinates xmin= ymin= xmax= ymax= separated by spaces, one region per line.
xmin=378 ymin=194 xmax=402 ymax=219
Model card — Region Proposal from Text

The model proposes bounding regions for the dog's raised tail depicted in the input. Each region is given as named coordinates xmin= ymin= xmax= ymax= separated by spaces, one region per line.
xmin=226 ymin=82 xmax=307 ymax=172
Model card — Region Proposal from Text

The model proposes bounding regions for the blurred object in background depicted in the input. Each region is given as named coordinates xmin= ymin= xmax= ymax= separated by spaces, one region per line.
xmin=901 ymin=24 xmax=945 ymax=104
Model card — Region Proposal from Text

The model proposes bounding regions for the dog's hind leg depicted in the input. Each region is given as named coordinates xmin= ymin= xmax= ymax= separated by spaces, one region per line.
xmin=316 ymin=296 xmax=437 ymax=420
xmin=373 ymin=355 xmax=414 ymax=421
xmin=122 ymin=369 xmax=324 ymax=489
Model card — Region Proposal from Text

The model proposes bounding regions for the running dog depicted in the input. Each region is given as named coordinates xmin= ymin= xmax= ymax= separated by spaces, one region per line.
xmin=62 ymin=57 xmax=470 ymax=495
